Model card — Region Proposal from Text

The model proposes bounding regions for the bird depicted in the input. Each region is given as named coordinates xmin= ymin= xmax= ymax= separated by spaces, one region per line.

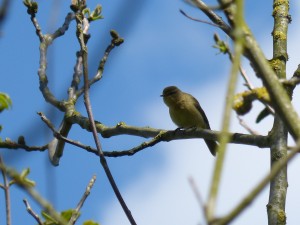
xmin=161 ymin=86 xmax=218 ymax=156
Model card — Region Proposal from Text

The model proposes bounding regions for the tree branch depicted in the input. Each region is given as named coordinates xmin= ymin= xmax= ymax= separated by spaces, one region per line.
xmin=74 ymin=7 xmax=137 ymax=225
xmin=0 ymin=156 xmax=11 ymax=225
xmin=191 ymin=0 xmax=232 ymax=36
xmin=0 ymin=161 xmax=67 ymax=225
xmin=75 ymin=30 xmax=123 ymax=97
xmin=68 ymin=175 xmax=97 ymax=225
xmin=3 ymin=111 xmax=271 ymax=160
xmin=215 ymin=142 xmax=300 ymax=225
xmin=194 ymin=0 xmax=300 ymax=139
xmin=0 ymin=139 xmax=48 ymax=152
xmin=267 ymin=1 xmax=289 ymax=224
xmin=23 ymin=199 xmax=43 ymax=225
xmin=206 ymin=0 xmax=245 ymax=221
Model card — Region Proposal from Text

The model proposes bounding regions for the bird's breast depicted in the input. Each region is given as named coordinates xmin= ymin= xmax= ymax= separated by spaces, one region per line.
xmin=169 ymin=103 xmax=206 ymax=128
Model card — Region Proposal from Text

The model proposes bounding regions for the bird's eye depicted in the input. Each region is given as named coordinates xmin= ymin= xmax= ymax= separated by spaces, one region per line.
xmin=166 ymin=91 xmax=176 ymax=96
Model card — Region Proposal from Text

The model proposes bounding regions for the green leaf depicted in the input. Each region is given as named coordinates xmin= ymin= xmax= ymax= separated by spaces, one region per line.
xmin=23 ymin=0 xmax=31 ymax=7
xmin=61 ymin=209 xmax=80 ymax=221
xmin=213 ymin=33 xmax=229 ymax=54
xmin=20 ymin=168 xmax=30 ymax=178
xmin=9 ymin=168 xmax=35 ymax=187
xmin=0 ymin=92 xmax=12 ymax=113
xmin=83 ymin=220 xmax=99 ymax=225
xmin=41 ymin=211 xmax=58 ymax=225
xmin=256 ymin=107 xmax=272 ymax=123
xmin=41 ymin=209 xmax=79 ymax=224
xmin=82 ymin=7 xmax=91 ymax=17
xmin=20 ymin=168 xmax=36 ymax=187
xmin=89 ymin=4 xmax=103 ymax=21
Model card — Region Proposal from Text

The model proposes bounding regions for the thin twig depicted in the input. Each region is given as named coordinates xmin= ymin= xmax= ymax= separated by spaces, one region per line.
xmin=29 ymin=13 xmax=44 ymax=42
xmin=217 ymin=142 xmax=300 ymax=225
xmin=51 ymin=13 xmax=75 ymax=39
xmin=227 ymin=46 xmax=254 ymax=90
xmin=69 ymin=51 xmax=83 ymax=98
xmin=23 ymin=199 xmax=43 ymax=225
xmin=75 ymin=10 xmax=137 ymax=225
xmin=281 ymin=64 xmax=300 ymax=94
xmin=206 ymin=0 xmax=245 ymax=221
xmin=75 ymin=36 xmax=121 ymax=97
xmin=213 ymin=33 xmax=254 ymax=90
xmin=179 ymin=9 xmax=223 ymax=28
xmin=0 ymin=156 xmax=11 ymax=225
xmin=191 ymin=0 xmax=232 ymax=36
xmin=184 ymin=0 xmax=234 ymax=10
xmin=0 ymin=140 xmax=48 ymax=152
xmin=0 ymin=163 xmax=67 ymax=224
xmin=188 ymin=177 xmax=206 ymax=221
xmin=237 ymin=115 xmax=260 ymax=135
xmin=68 ymin=175 xmax=97 ymax=224
xmin=0 ymin=139 xmax=48 ymax=152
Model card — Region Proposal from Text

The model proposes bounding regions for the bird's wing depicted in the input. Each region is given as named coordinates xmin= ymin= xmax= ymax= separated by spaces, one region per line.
xmin=190 ymin=94 xmax=211 ymax=129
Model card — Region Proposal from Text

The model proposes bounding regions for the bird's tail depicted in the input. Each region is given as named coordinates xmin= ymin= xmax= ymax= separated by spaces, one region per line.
xmin=204 ymin=139 xmax=218 ymax=156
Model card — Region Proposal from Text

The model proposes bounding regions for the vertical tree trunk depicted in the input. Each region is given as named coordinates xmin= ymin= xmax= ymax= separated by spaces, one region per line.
xmin=267 ymin=117 xmax=288 ymax=225
xmin=267 ymin=1 xmax=289 ymax=224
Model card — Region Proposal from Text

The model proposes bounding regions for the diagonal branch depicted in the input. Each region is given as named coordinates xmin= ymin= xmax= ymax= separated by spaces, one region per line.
xmin=23 ymin=199 xmax=43 ymax=225
xmin=74 ymin=8 xmax=137 ymax=225
xmin=179 ymin=9 xmax=223 ymax=28
xmin=194 ymin=0 xmax=300 ymax=139
xmin=75 ymin=30 xmax=124 ymax=97
xmin=191 ymin=0 xmax=232 ymax=36
xmin=216 ymin=143 xmax=300 ymax=225
xmin=206 ymin=0 xmax=245 ymax=221
xmin=0 ymin=161 xmax=67 ymax=225
xmin=68 ymin=175 xmax=97 ymax=225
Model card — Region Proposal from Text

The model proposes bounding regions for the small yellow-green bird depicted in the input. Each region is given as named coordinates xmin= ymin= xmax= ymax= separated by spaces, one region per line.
xmin=161 ymin=86 xmax=217 ymax=156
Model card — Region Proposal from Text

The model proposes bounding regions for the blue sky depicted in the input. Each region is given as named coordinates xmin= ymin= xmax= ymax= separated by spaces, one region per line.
xmin=1 ymin=0 xmax=300 ymax=224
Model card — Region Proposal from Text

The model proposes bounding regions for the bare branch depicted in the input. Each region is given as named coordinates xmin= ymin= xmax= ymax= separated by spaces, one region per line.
xmin=0 ymin=156 xmax=11 ymax=225
xmin=206 ymin=0 xmax=245 ymax=221
xmin=237 ymin=115 xmax=260 ymax=135
xmin=74 ymin=8 xmax=137 ymax=225
xmin=195 ymin=0 xmax=300 ymax=139
xmin=68 ymin=175 xmax=97 ymax=225
xmin=0 ymin=139 xmax=48 ymax=152
xmin=38 ymin=111 xmax=270 ymax=159
xmin=188 ymin=177 xmax=207 ymax=221
xmin=217 ymin=142 xmax=300 ymax=225
xmin=23 ymin=199 xmax=43 ymax=225
xmin=179 ymin=9 xmax=223 ymax=28
xmin=76 ymin=30 xmax=124 ymax=97
xmin=191 ymin=0 xmax=232 ymax=36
